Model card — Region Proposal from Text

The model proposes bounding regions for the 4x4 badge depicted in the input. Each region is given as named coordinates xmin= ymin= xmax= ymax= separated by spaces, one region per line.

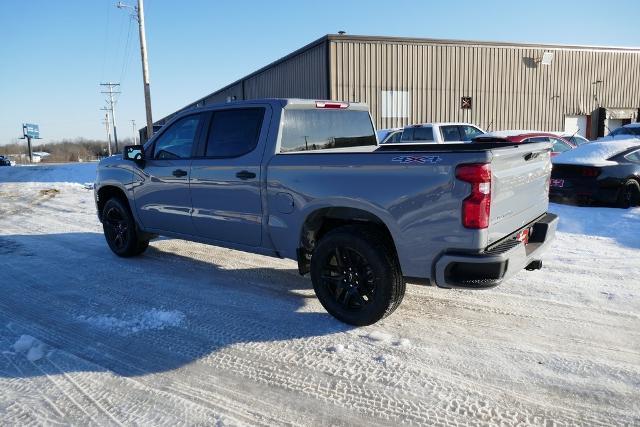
xmin=392 ymin=155 xmax=442 ymax=164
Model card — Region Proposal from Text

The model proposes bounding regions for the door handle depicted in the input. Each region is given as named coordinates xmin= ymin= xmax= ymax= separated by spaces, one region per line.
xmin=236 ymin=170 xmax=256 ymax=180
xmin=172 ymin=169 xmax=188 ymax=177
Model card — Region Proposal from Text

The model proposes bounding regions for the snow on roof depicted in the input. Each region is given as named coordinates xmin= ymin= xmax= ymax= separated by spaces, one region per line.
xmin=552 ymin=139 xmax=640 ymax=166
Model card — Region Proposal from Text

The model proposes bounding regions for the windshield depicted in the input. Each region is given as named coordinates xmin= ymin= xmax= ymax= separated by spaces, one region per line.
xmin=564 ymin=135 xmax=589 ymax=146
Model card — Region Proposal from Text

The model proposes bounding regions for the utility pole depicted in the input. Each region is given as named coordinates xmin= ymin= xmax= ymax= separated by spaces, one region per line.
xmin=131 ymin=119 xmax=137 ymax=144
xmin=102 ymin=111 xmax=113 ymax=156
xmin=117 ymin=0 xmax=154 ymax=140
xmin=100 ymin=82 xmax=121 ymax=152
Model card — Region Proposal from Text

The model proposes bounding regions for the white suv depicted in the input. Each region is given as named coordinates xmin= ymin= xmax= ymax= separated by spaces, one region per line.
xmin=398 ymin=122 xmax=485 ymax=144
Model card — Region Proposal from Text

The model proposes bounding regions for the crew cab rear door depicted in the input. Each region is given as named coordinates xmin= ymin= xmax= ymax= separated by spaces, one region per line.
xmin=189 ymin=105 xmax=272 ymax=246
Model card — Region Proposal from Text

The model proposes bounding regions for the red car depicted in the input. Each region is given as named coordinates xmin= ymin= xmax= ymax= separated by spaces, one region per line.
xmin=473 ymin=131 xmax=576 ymax=156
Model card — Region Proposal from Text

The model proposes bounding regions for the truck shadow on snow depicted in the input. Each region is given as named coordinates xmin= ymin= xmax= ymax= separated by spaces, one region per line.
xmin=0 ymin=232 xmax=353 ymax=379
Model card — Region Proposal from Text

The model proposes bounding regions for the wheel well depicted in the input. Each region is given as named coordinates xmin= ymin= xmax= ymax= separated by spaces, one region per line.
xmin=297 ymin=207 xmax=398 ymax=275
xmin=96 ymin=185 xmax=129 ymax=221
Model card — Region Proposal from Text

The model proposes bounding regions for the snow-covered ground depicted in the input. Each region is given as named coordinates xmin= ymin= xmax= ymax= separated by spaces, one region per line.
xmin=0 ymin=163 xmax=639 ymax=425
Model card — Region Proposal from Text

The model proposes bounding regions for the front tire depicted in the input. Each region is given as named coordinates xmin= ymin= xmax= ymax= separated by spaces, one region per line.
xmin=102 ymin=198 xmax=149 ymax=257
xmin=310 ymin=225 xmax=405 ymax=326
xmin=617 ymin=179 xmax=640 ymax=208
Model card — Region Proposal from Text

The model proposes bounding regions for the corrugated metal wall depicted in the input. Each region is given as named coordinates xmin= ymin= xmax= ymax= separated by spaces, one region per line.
xmin=204 ymin=82 xmax=243 ymax=105
xmin=244 ymin=42 xmax=328 ymax=99
xmin=328 ymin=39 xmax=640 ymax=132
xmin=152 ymin=41 xmax=329 ymax=132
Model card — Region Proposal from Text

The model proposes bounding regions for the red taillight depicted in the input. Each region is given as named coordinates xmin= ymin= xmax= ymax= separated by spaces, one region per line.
xmin=456 ymin=163 xmax=492 ymax=229
xmin=581 ymin=167 xmax=600 ymax=177
xmin=315 ymin=101 xmax=349 ymax=109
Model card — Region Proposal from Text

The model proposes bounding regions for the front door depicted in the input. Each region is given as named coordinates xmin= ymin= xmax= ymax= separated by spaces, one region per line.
xmin=134 ymin=113 xmax=204 ymax=235
xmin=190 ymin=106 xmax=270 ymax=247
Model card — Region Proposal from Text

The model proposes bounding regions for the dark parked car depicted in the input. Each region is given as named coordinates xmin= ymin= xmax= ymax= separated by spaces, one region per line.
xmin=0 ymin=156 xmax=12 ymax=166
xmin=550 ymin=140 xmax=640 ymax=207
xmin=473 ymin=131 xmax=576 ymax=156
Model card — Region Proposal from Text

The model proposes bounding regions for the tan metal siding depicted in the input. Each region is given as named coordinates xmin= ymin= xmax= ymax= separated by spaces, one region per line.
xmin=329 ymin=39 xmax=640 ymax=132
xmin=204 ymin=82 xmax=243 ymax=105
xmin=244 ymin=43 xmax=327 ymax=100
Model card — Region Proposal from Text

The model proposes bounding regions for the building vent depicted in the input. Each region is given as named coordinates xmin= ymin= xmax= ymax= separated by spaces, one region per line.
xmin=381 ymin=91 xmax=409 ymax=118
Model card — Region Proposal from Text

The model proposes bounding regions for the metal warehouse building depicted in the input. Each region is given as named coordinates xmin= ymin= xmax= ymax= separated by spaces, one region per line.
xmin=152 ymin=34 xmax=640 ymax=140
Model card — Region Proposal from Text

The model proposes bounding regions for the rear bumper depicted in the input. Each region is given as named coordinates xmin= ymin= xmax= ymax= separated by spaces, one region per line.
xmin=433 ymin=213 xmax=558 ymax=289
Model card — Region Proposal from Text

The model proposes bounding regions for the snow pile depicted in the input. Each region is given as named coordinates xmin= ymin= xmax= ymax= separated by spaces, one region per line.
xmin=553 ymin=139 xmax=640 ymax=166
xmin=12 ymin=335 xmax=47 ymax=361
xmin=77 ymin=309 xmax=186 ymax=335
xmin=365 ymin=330 xmax=393 ymax=343
xmin=327 ymin=344 xmax=345 ymax=353
xmin=394 ymin=338 xmax=411 ymax=348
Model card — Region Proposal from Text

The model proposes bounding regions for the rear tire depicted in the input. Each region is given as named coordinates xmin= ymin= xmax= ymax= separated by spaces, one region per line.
xmin=310 ymin=225 xmax=405 ymax=326
xmin=617 ymin=179 xmax=640 ymax=208
xmin=102 ymin=198 xmax=149 ymax=257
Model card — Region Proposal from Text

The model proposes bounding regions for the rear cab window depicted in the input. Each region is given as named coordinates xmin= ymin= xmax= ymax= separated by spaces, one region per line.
xmin=279 ymin=109 xmax=377 ymax=153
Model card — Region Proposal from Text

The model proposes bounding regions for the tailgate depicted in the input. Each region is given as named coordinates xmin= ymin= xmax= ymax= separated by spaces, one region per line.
xmin=487 ymin=142 xmax=552 ymax=245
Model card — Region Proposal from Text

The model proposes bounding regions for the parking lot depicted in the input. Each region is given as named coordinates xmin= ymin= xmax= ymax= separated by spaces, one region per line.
xmin=0 ymin=163 xmax=639 ymax=425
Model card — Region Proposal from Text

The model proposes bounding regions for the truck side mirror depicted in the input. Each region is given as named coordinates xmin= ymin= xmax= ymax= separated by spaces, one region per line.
xmin=124 ymin=145 xmax=144 ymax=162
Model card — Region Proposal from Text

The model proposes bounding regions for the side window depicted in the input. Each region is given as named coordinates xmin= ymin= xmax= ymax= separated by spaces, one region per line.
xmin=205 ymin=108 xmax=264 ymax=157
xmin=400 ymin=128 xmax=414 ymax=141
xmin=624 ymin=150 xmax=640 ymax=164
xmin=550 ymin=138 xmax=572 ymax=153
xmin=524 ymin=137 xmax=550 ymax=143
xmin=441 ymin=126 xmax=462 ymax=142
xmin=153 ymin=115 xmax=201 ymax=160
xmin=389 ymin=131 xmax=403 ymax=143
xmin=460 ymin=126 xmax=483 ymax=141
xmin=413 ymin=127 xmax=434 ymax=141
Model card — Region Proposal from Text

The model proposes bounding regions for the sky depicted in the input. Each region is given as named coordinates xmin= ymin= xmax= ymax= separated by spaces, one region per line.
xmin=1 ymin=0 xmax=639 ymax=144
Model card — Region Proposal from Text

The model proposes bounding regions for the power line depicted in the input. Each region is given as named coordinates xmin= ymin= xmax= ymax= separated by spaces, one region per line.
xmin=117 ymin=0 xmax=154 ymax=140
xmin=100 ymin=82 xmax=121 ymax=152
xmin=119 ymin=17 xmax=134 ymax=84
xmin=100 ymin=0 xmax=111 ymax=81
xmin=101 ymin=112 xmax=113 ymax=156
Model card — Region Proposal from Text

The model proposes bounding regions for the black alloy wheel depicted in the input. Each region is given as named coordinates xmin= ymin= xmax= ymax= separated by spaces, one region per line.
xmin=310 ymin=225 xmax=405 ymax=326
xmin=320 ymin=246 xmax=376 ymax=311
xmin=102 ymin=197 xmax=149 ymax=257
xmin=104 ymin=205 xmax=129 ymax=251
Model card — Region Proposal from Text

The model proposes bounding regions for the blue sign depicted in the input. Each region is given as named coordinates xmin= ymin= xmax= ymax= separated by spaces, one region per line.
xmin=23 ymin=123 xmax=40 ymax=139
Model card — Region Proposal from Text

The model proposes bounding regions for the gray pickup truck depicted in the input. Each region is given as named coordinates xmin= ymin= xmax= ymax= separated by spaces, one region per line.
xmin=95 ymin=99 xmax=558 ymax=325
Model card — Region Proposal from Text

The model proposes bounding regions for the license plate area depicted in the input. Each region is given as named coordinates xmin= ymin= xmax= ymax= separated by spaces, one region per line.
xmin=515 ymin=227 xmax=531 ymax=244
